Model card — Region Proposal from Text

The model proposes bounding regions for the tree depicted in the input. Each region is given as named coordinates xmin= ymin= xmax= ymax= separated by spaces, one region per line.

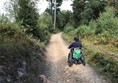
xmin=46 ymin=0 xmax=63 ymax=29
xmin=72 ymin=0 xmax=107 ymax=26
xmin=46 ymin=0 xmax=63 ymax=14
xmin=5 ymin=0 xmax=19 ymax=21
xmin=38 ymin=12 xmax=52 ymax=42
xmin=8 ymin=0 xmax=41 ymax=39
xmin=56 ymin=10 xmax=72 ymax=30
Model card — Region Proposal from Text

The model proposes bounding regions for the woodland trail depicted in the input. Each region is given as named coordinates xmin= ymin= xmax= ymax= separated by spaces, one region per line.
xmin=45 ymin=33 xmax=109 ymax=83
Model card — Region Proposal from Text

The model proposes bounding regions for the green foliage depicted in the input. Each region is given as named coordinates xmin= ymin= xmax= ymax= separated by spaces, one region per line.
xmin=0 ymin=14 xmax=10 ymax=23
xmin=107 ymin=0 xmax=118 ymax=16
xmin=64 ymin=25 xmax=74 ymax=34
xmin=46 ymin=1 xmax=72 ymax=30
xmin=64 ymin=6 xmax=118 ymax=47
xmin=56 ymin=11 xmax=64 ymax=29
xmin=63 ymin=4 xmax=118 ymax=83
xmin=72 ymin=0 xmax=107 ymax=26
xmin=0 ymin=39 xmax=40 ymax=61
xmin=0 ymin=22 xmax=25 ymax=40
xmin=92 ymin=7 xmax=118 ymax=46
xmin=0 ymin=18 xmax=46 ymax=83
xmin=9 ymin=0 xmax=41 ymax=39
xmin=63 ymin=24 xmax=76 ymax=43
xmin=38 ymin=13 xmax=52 ymax=43
xmin=89 ymin=20 xmax=97 ymax=31
xmin=74 ymin=25 xmax=95 ymax=38
xmin=84 ymin=48 xmax=118 ymax=83
xmin=39 ymin=13 xmax=53 ymax=30
xmin=56 ymin=10 xmax=72 ymax=30
xmin=0 ymin=39 xmax=45 ymax=83
xmin=76 ymin=7 xmax=118 ymax=46
xmin=95 ymin=7 xmax=118 ymax=36
xmin=46 ymin=0 xmax=63 ymax=13
xmin=8 ymin=0 xmax=51 ymax=43
xmin=45 ymin=9 xmax=72 ymax=31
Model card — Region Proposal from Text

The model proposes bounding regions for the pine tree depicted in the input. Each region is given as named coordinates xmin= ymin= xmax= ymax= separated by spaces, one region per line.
xmin=17 ymin=0 xmax=40 ymax=38
xmin=9 ymin=0 xmax=40 ymax=39
xmin=72 ymin=0 xmax=107 ymax=26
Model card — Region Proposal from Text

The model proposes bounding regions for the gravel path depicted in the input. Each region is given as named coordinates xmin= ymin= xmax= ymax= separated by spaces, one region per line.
xmin=45 ymin=33 xmax=109 ymax=83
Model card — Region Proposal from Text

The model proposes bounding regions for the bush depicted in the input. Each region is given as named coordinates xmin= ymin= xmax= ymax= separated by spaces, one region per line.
xmin=38 ymin=13 xmax=52 ymax=43
xmin=63 ymin=25 xmax=76 ymax=43
xmin=84 ymin=48 xmax=118 ymax=83
xmin=88 ymin=7 xmax=118 ymax=46
xmin=64 ymin=25 xmax=74 ymax=34
xmin=0 ymin=39 xmax=46 ymax=83
xmin=0 ymin=21 xmax=46 ymax=83
xmin=95 ymin=7 xmax=118 ymax=36
xmin=74 ymin=25 xmax=95 ymax=38
xmin=0 ymin=22 xmax=25 ymax=40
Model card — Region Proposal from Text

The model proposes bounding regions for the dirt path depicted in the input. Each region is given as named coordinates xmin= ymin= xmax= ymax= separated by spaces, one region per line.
xmin=45 ymin=33 xmax=109 ymax=83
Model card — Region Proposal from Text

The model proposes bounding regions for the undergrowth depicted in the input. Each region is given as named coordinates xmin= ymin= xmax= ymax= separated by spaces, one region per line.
xmin=63 ymin=33 xmax=118 ymax=83
xmin=84 ymin=47 xmax=118 ymax=83
xmin=0 ymin=21 xmax=46 ymax=83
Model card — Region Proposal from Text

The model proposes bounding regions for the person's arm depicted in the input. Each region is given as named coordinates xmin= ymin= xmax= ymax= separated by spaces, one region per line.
xmin=68 ymin=42 xmax=74 ymax=49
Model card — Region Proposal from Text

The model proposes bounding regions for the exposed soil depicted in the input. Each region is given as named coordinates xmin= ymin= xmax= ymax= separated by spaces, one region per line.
xmin=45 ymin=33 xmax=109 ymax=83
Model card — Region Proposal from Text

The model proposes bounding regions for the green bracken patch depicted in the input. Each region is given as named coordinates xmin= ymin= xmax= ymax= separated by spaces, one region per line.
xmin=84 ymin=47 xmax=118 ymax=83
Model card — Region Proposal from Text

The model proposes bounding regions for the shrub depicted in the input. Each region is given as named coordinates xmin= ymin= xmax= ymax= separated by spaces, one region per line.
xmin=84 ymin=48 xmax=118 ymax=83
xmin=89 ymin=7 xmax=118 ymax=46
xmin=0 ymin=22 xmax=25 ymax=40
xmin=74 ymin=25 xmax=95 ymax=38
xmin=64 ymin=25 xmax=74 ymax=34
xmin=0 ymin=21 xmax=46 ymax=83
xmin=0 ymin=38 xmax=46 ymax=83
xmin=38 ymin=13 xmax=52 ymax=43
xmin=95 ymin=7 xmax=118 ymax=36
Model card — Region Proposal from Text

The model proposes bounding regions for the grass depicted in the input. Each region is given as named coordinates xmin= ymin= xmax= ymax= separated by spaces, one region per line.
xmin=0 ymin=22 xmax=47 ymax=83
xmin=82 ymin=38 xmax=118 ymax=57
xmin=83 ymin=38 xmax=118 ymax=83
xmin=63 ymin=33 xmax=118 ymax=83
xmin=84 ymin=47 xmax=118 ymax=83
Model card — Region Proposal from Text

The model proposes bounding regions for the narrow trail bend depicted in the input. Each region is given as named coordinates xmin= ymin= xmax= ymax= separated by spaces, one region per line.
xmin=45 ymin=33 xmax=109 ymax=83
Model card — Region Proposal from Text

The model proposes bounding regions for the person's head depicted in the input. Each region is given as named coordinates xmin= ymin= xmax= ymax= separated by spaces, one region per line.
xmin=74 ymin=37 xmax=79 ymax=41
xmin=39 ymin=75 xmax=46 ymax=81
